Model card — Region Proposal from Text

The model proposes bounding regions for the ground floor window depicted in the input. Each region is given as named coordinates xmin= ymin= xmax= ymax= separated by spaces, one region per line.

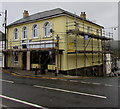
xmin=13 ymin=52 xmax=18 ymax=64
xmin=31 ymin=52 xmax=40 ymax=64
xmin=31 ymin=51 xmax=55 ymax=69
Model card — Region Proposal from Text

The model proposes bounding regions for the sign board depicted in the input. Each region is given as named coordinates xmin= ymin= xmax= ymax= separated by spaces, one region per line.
xmin=84 ymin=35 xmax=89 ymax=40
xmin=48 ymin=65 xmax=55 ymax=70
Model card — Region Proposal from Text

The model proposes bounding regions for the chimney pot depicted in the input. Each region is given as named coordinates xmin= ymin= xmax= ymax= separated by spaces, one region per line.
xmin=80 ymin=12 xmax=86 ymax=20
xmin=23 ymin=10 xmax=29 ymax=18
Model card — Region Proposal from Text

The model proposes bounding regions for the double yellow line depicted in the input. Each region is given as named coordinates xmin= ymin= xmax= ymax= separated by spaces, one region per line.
xmin=2 ymin=70 xmax=94 ymax=80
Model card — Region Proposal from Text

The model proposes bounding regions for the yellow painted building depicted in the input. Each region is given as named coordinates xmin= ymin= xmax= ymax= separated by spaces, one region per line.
xmin=6 ymin=8 xmax=110 ymax=76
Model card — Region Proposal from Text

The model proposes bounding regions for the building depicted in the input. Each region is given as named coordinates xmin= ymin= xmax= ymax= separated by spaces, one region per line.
xmin=0 ymin=31 xmax=5 ymax=68
xmin=5 ymin=8 xmax=112 ymax=76
xmin=109 ymin=40 xmax=120 ymax=69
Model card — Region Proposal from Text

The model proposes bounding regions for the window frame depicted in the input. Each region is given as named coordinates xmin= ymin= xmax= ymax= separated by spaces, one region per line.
xmin=22 ymin=26 xmax=27 ymax=40
xmin=13 ymin=28 xmax=18 ymax=40
xmin=43 ymin=21 xmax=51 ymax=38
xmin=32 ymin=24 xmax=38 ymax=38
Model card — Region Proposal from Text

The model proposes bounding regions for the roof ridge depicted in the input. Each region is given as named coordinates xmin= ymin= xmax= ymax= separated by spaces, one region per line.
xmin=8 ymin=8 xmax=64 ymax=26
xmin=30 ymin=8 xmax=64 ymax=17
xmin=7 ymin=8 xmax=103 ymax=28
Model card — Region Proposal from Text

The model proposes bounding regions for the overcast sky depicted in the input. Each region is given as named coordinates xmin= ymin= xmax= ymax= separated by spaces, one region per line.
xmin=0 ymin=2 xmax=118 ymax=40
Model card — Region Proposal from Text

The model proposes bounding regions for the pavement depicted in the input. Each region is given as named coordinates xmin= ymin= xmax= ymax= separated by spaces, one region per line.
xmin=2 ymin=68 xmax=94 ymax=80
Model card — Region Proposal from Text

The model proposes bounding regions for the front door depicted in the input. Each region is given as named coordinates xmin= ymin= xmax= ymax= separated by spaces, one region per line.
xmin=41 ymin=51 xmax=50 ymax=70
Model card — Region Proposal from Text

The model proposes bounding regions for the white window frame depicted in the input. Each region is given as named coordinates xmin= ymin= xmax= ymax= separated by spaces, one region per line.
xmin=22 ymin=26 xmax=27 ymax=40
xmin=43 ymin=21 xmax=51 ymax=38
xmin=14 ymin=28 xmax=18 ymax=40
xmin=32 ymin=24 xmax=38 ymax=38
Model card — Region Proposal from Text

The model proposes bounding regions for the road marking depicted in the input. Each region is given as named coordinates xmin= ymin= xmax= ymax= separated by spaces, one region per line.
xmin=0 ymin=79 xmax=14 ymax=84
xmin=92 ymin=83 xmax=101 ymax=85
xmin=34 ymin=85 xmax=107 ymax=99
xmin=50 ymin=78 xmax=58 ymax=80
xmin=69 ymin=80 xmax=78 ymax=82
xmin=105 ymin=84 xmax=113 ymax=87
xmin=80 ymin=81 xmax=90 ymax=84
xmin=0 ymin=95 xmax=47 ymax=109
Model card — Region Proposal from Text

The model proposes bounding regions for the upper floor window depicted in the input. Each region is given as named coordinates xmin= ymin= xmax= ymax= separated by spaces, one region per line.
xmin=96 ymin=29 xmax=99 ymax=34
xmin=43 ymin=22 xmax=51 ymax=37
xmin=32 ymin=24 xmax=38 ymax=38
xmin=14 ymin=28 xmax=18 ymax=40
xmin=87 ymin=26 xmax=90 ymax=33
xmin=22 ymin=26 xmax=27 ymax=39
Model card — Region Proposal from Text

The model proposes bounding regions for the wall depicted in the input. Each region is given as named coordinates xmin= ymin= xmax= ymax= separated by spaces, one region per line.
xmin=59 ymin=15 xmax=103 ymax=71
xmin=6 ymin=15 xmax=66 ymax=68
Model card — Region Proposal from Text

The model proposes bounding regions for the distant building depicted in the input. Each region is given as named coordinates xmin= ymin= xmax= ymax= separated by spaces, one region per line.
xmin=5 ymin=8 xmax=111 ymax=76
xmin=0 ymin=31 xmax=5 ymax=67
xmin=109 ymin=40 xmax=120 ymax=69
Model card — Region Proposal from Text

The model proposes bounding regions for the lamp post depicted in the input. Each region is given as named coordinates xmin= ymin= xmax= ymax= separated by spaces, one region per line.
xmin=0 ymin=10 xmax=7 ymax=68
xmin=103 ymin=27 xmax=117 ymax=76
xmin=55 ymin=35 xmax=60 ymax=76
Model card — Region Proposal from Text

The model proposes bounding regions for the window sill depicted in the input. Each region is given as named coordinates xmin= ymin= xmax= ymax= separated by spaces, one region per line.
xmin=32 ymin=37 xmax=39 ymax=39
xmin=42 ymin=35 xmax=52 ymax=38
xmin=22 ymin=38 xmax=27 ymax=40
xmin=14 ymin=39 xmax=19 ymax=41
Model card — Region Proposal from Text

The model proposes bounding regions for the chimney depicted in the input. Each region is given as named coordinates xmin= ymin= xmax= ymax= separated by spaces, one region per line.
xmin=23 ymin=10 xmax=29 ymax=18
xmin=80 ymin=12 xmax=86 ymax=20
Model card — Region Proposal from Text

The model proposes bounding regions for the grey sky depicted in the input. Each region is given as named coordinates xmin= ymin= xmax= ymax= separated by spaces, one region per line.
xmin=1 ymin=2 xmax=118 ymax=40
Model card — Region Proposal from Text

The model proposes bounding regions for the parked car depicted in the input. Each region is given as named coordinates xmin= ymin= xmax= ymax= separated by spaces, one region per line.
xmin=116 ymin=69 xmax=120 ymax=76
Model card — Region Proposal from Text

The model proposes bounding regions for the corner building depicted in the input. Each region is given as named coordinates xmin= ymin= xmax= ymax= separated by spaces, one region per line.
xmin=5 ymin=8 xmax=111 ymax=76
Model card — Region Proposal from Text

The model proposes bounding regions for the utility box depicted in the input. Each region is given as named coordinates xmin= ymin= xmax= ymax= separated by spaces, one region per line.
xmin=105 ymin=54 xmax=112 ymax=74
xmin=48 ymin=65 xmax=56 ymax=70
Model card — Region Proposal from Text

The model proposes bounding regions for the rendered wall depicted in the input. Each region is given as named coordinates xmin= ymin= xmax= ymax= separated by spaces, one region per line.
xmin=6 ymin=14 xmax=103 ymax=71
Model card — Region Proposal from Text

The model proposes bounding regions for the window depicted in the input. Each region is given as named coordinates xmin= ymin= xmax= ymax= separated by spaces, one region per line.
xmin=43 ymin=22 xmax=51 ymax=37
xmin=13 ymin=52 xmax=18 ymax=63
xmin=32 ymin=24 xmax=38 ymax=38
xmin=14 ymin=28 xmax=18 ymax=40
xmin=22 ymin=26 xmax=27 ymax=39
xmin=96 ymin=29 xmax=99 ymax=35
xmin=87 ymin=26 xmax=90 ymax=33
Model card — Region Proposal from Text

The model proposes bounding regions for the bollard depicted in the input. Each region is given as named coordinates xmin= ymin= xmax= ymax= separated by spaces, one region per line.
xmin=55 ymin=67 xmax=58 ymax=76
xmin=35 ymin=66 xmax=38 ymax=75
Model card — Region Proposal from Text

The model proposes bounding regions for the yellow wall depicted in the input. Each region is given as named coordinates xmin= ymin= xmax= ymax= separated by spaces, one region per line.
xmin=7 ymin=16 xmax=66 ymax=49
xmin=7 ymin=14 xmax=103 ymax=71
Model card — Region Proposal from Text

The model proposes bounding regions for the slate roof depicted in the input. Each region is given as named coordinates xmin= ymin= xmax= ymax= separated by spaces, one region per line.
xmin=8 ymin=8 xmax=104 ymax=28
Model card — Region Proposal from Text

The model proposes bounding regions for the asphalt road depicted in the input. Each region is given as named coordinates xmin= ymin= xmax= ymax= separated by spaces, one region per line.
xmin=0 ymin=71 xmax=119 ymax=108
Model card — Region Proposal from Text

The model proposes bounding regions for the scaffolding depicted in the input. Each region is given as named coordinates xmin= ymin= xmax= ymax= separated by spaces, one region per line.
xmin=4 ymin=36 xmax=59 ymax=73
xmin=66 ymin=20 xmax=113 ymax=76
xmin=4 ymin=20 xmax=113 ymax=76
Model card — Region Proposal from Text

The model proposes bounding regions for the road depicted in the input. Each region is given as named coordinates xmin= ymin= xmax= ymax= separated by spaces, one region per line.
xmin=0 ymin=71 xmax=119 ymax=108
